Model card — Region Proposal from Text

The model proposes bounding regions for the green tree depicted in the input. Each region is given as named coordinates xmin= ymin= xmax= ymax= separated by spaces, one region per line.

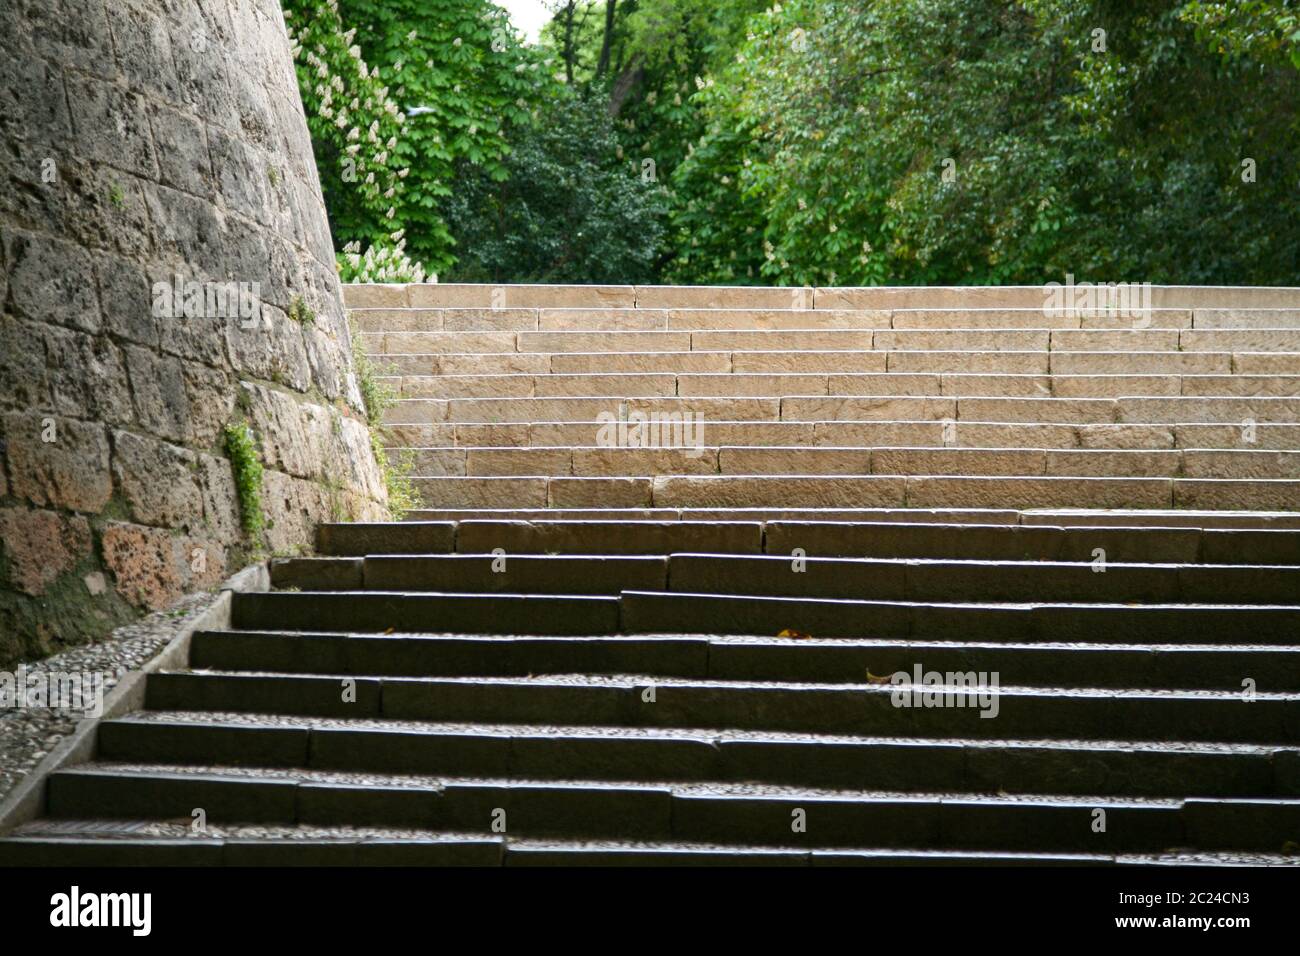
xmin=282 ymin=0 xmax=418 ymax=276
xmin=443 ymin=88 xmax=667 ymax=282
xmin=668 ymin=0 xmax=1300 ymax=285
xmin=336 ymin=0 xmax=546 ymax=274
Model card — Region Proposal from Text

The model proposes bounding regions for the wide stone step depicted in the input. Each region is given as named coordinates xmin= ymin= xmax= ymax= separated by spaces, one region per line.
xmin=188 ymin=630 xmax=1300 ymax=690
xmin=316 ymin=518 xmax=1300 ymax=563
xmin=269 ymin=553 xmax=1300 ymax=604
xmin=93 ymin=716 xmax=1300 ymax=797
xmin=403 ymin=474 xmax=1300 ymax=511
xmin=230 ymin=590 xmax=620 ymax=635
xmin=384 ymin=420 xmax=1300 ymax=452
xmin=143 ymin=671 xmax=1300 ymax=741
xmin=366 ymin=328 xmax=1300 ymax=355
xmin=376 ymin=371 xmax=1300 ymax=401
xmin=32 ymin=764 xmax=1300 ymax=852
xmin=342 ymin=283 xmax=1300 ymax=312
xmin=367 ymin=349 xmax=1300 ymax=377
xmin=617 ymin=591 xmax=1300 ymax=642
xmin=398 ymin=446 xmax=1300 ymax=480
xmin=0 ymin=830 xmax=1149 ymax=866
xmin=384 ymin=394 xmax=1300 ymax=425
xmin=352 ymin=306 xmax=1300 ymax=333
xmin=396 ymin=508 xmax=1300 ymax=528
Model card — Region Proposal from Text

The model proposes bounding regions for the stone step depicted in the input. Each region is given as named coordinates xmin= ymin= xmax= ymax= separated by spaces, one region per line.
xmin=618 ymin=591 xmax=1300 ymax=642
xmin=187 ymin=630 xmax=1300 ymax=690
xmin=222 ymin=590 xmax=1300 ymax=642
xmin=376 ymin=371 xmax=1300 ymax=401
xmin=230 ymin=590 xmax=623 ymax=635
xmin=130 ymin=672 xmax=1300 ymax=737
xmin=403 ymin=474 xmax=1300 ymax=511
xmin=2 ymin=830 xmax=1166 ymax=866
xmin=397 ymin=508 xmax=1300 ymax=528
xmin=384 ymin=395 xmax=1300 ymax=425
xmin=816 ymin=287 xmax=1300 ymax=312
xmin=342 ymin=283 xmax=1300 ymax=312
xmin=352 ymin=308 xmax=1300 ymax=335
xmin=365 ymin=328 xmax=1300 ymax=355
xmin=383 ymin=420 xmax=1300 ymax=452
xmin=269 ymin=553 xmax=1300 ymax=605
xmin=396 ymin=446 xmax=1300 ymax=480
xmin=351 ymin=307 xmax=1300 ymax=334
xmin=94 ymin=716 xmax=1300 ymax=796
xmin=366 ymin=350 xmax=1300 ymax=377
xmin=34 ymin=763 xmax=1260 ymax=852
xmin=316 ymin=518 xmax=1300 ymax=563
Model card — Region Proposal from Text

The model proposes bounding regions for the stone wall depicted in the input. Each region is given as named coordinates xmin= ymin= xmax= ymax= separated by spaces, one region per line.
xmin=0 ymin=0 xmax=389 ymax=665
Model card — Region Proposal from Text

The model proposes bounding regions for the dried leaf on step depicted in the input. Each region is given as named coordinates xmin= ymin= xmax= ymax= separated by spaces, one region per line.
xmin=778 ymin=628 xmax=811 ymax=639
xmin=865 ymin=669 xmax=892 ymax=685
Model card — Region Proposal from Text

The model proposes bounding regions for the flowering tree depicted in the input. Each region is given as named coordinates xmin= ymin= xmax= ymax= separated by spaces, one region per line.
xmin=282 ymin=0 xmax=426 ymax=282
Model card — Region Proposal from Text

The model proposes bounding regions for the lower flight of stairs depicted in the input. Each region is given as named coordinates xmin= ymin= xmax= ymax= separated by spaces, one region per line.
xmin=5 ymin=285 xmax=1299 ymax=866
xmin=4 ymin=517 xmax=1300 ymax=866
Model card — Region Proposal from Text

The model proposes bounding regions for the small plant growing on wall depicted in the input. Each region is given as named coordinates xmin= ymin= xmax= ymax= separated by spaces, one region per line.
xmin=288 ymin=294 xmax=316 ymax=325
xmin=223 ymin=420 xmax=266 ymax=537
xmin=350 ymin=327 xmax=420 ymax=519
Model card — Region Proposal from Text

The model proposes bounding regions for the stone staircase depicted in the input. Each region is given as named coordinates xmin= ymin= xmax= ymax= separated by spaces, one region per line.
xmin=358 ymin=284 xmax=1300 ymax=517
xmin=5 ymin=283 xmax=1300 ymax=866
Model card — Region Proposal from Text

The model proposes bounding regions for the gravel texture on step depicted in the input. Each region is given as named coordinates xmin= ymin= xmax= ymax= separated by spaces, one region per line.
xmin=178 ymin=668 xmax=1300 ymax=699
xmin=195 ymin=628 xmax=1300 ymax=654
xmin=0 ymin=592 xmax=218 ymax=805
xmin=122 ymin=711 xmax=1292 ymax=755
xmin=74 ymin=761 xmax=1187 ymax=805
xmin=12 ymin=819 xmax=488 ymax=842
xmin=11 ymin=818 xmax=1299 ymax=864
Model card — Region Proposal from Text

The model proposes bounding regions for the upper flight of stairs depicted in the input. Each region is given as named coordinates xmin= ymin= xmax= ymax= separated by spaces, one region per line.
xmin=4 ymin=284 xmax=1300 ymax=866
xmin=348 ymin=284 xmax=1300 ymax=517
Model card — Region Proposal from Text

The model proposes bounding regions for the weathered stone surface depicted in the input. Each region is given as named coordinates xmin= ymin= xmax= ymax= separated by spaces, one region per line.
xmin=105 ymin=0 xmax=182 ymax=102
xmin=3 ymin=229 xmax=100 ymax=333
xmin=0 ymin=0 xmax=389 ymax=660
xmin=65 ymin=73 xmax=159 ymax=179
xmin=182 ymin=361 xmax=235 ymax=447
xmin=95 ymin=254 xmax=159 ymax=347
xmin=300 ymin=324 xmax=347 ymax=401
xmin=227 ymin=304 xmax=312 ymax=392
xmin=21 ymin=0 xmax=116 ymax=81
xmin=241 ymin=381 xmax=328 ymax=481
xmin=3 ymin=414 xmax=112 ymax=513
xmin=0 ymin=507 xmax=91 ymax=595
xmin=148 ymin=103 xmax=214 ymax=198
xmin=261 ymin=469 xmax=332 ymax=556
xmin=196 ymin=452 xmax=242 ymax=546
xmin=412 ymin=477 xmax=549 ymax=509
xmin=100 ymin=521 xmax=183 ymax=610
xmin=39 ymin=324 xmax=134 ymax=425
xmin=0 ymin=37 xmax=72 ymax=147
xmin=111 ymin=430 xmax=204 ymax=529
xmin=209 ymin=126 xmax=272 ymax=225
xmin=0 ymin=314 xmax=51 ymax=412
xmin=124 ymin=345 xmax=193 ymax=443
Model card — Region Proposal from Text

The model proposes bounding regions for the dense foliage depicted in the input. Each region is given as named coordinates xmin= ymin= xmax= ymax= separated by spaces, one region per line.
xmin=443 ymin=87 xmax=667 ymax=282
xmin=287 ymin=0 xmax=1300 ymax=286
